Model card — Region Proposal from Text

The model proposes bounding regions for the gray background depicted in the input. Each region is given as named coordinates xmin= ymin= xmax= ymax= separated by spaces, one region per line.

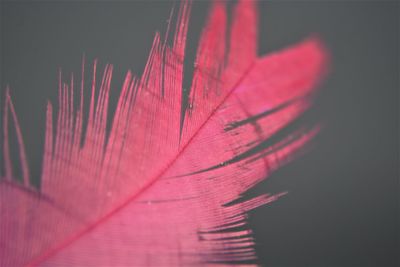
xmin=1 ymin=0 xmax=398 ymax=266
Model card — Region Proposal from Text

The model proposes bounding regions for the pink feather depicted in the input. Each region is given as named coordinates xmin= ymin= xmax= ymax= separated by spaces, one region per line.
xmin=1 ymin=1 xmax=328 ymax=266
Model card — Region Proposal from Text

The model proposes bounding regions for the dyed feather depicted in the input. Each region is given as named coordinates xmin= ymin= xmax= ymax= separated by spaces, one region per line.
xmin=0 ymin=1 xmax=328 ymax=266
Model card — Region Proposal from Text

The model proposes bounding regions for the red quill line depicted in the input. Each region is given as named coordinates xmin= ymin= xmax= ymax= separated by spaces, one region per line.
xmin=1 ymin=1 xmax=328 ymax=266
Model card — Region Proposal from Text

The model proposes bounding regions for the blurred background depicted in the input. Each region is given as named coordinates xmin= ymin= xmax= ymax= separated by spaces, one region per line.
xmin=1 ymin=1 xmax=398 ymax=266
